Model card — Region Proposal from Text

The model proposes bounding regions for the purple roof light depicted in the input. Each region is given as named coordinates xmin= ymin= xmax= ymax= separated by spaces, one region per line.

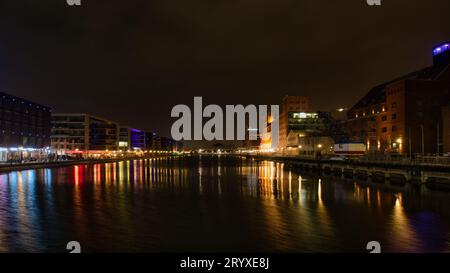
xmin=433 ymin=43 xmax=450 ymax=56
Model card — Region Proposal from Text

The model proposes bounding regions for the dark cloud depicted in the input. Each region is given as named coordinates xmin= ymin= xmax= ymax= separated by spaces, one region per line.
xmin=1 ymin=0 xmax=449 ymax=136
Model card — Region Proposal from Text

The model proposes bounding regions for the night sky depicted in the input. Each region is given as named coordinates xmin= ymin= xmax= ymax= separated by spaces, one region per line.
xmin=0 ymin=0 xmax=449 ymax=136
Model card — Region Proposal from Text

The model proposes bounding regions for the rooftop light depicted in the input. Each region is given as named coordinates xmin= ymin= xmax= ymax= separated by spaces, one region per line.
xmin=433 ymin=42 xmax=450 ymax=56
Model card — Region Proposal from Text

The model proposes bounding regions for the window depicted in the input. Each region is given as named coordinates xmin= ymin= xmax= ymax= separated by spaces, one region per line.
xmin=392 ymin=114 xmax=397 ymax=120
xmin=382 ymin=127 xmax=387 ymax=133
xmin=381 ymin=116 xmax=387 ymax=121
xmin=392 ymin=126 xmax=397 ymax=132
xmin=391 ymin=102 xmax=397 ymax=109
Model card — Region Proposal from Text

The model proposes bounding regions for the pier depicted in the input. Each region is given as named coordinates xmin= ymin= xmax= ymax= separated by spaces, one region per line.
xmin=245 ymin=154 xmax=450 ymax=191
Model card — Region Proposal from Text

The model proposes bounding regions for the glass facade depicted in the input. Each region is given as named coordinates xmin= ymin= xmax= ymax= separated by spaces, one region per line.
xmin=0 ymin=92 xmax=51 ymax=148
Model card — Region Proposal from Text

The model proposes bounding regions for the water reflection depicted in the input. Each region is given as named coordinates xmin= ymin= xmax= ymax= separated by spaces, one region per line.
xmin=0 ymin=155 xmax=449 ymax=252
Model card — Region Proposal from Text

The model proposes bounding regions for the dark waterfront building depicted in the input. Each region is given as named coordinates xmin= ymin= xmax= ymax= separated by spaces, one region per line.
xmin=347 ymin=41 xmax=450 ymax=155
xmin=145 ymin=131 xmax=160 ymax=150
xmin=51 ymin=113 xmax=119 ymax=154
xmin=119 ymin=126 xmax=146 ymax=150
xmin=0 ymin=92 xmax=51 ymax=162
xmin=160 ymin=136 xmax=179 ymax=151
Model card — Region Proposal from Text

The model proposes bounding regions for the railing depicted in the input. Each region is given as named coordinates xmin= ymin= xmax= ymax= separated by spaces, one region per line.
xmin=242 ymin=152 xmax=450 ymax=167
xmin=356 ymin=155 xmax=450 ymax=166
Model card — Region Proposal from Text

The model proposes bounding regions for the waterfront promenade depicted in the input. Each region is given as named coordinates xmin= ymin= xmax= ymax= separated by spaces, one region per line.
xmin=0 ymin=154 xmax=181 ymax=173
xmin=242 ymin=154 xmax=450 ymax=191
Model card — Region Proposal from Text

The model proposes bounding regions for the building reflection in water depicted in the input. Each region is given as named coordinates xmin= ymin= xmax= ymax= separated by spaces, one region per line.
xmin=0 ymin=156 xmax=449 ymax=252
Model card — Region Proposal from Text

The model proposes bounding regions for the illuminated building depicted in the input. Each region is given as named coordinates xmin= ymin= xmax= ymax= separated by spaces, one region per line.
xmin=119 ymin=126 xmax=146 ymax=150
xmin=0 ymin=92 xmax=52 ymax=162
xmin=278 ymin=95 xmax=310 ymax=149
xmin=51 ymin=113 xmax=119 ymax=154
xmin=281 ymin=111 xmax=334 ymax=156
xmin=260 ymin=114 xmax=274 ymax=151
xmin=347 ymin=41 xmax=450 ymax=155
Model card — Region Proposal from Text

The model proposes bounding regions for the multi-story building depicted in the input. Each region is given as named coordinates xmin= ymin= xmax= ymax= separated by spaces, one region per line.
xmin=347 ymin=41 xmax=450 ymax=155
xmin=51 ymin=113 xmax=119 ymax=154
xmin=0 ymin=92 xmax=52 ymax=162
xmin=281 ymin=111 xmax=334 ymax=156
xmin=278 ymin=95 xmax=310 ymax=149
xmin=145 ymin=131 xmax=160 ymax=150
xmin=160 ymin=136 xmax=178 ymax=151
xmin=119 ymin=126 xmax=146 ymax=150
